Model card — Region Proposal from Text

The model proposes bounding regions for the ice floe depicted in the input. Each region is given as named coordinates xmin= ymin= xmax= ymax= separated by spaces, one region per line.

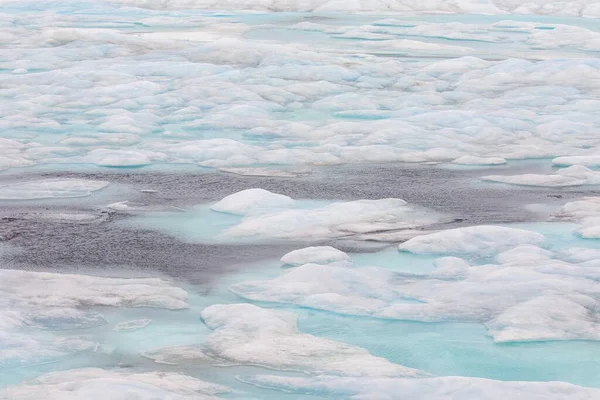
xmin=230 ymin=232 xmax=600 ymax=342
xmin=200 ymin=303 xmax=423 ymax=377
xmin=109 ymin=0 xmax=600 ymax=17
xmin=214 ymin=189 xmax=438 ymax=240
xmin=3 ymin=2 xmax=600 ymax=398
xmin=553 ymin=155 xmax=600 ymax=167
xmin=0 ymin=269 xmax=188 ymax=365
xmin=280 ymin=246 xmax=352 ymax=267
xmin=398 ymin=225 xmax=544 ymax=256
xmin=0 ymin=368 xmax=229 ymax=400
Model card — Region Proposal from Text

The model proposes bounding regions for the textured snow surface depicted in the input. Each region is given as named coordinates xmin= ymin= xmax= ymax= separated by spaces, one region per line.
xmin=200 ymin=303 xmax=423 ymax=376
xmin=142 ymin=345 xmax=212 ymax=365
xmin=211 ymin=188 xmax=295 ymax=215
xmin=213 ymin=189 xmax=437 ymax=240
xmin=0 ymin=368 xmax=229 ymax=400
xmin=108 ymin=0 xmax=600 ymax=16
xmin=231 ymin=230 xmax=600 ymax=342
xmin=2 ymin=3 xmax=600 ymax=174
xmin=398 ymin=225 xmax=545 ymax=255
xmin=0 ymin=179 xmax=109 ymax=200
xmin=240 ymin=374 xmax=600 ymax=400
xmin=0 ymin=269 xmax=188 ymax=365
xmin=112 ymin=319 xmax=152 ymax=331
xmin=556 ymin=196 xmax=600 ymax=238
xmin=280 ymin=246 xmax=353 ymax=267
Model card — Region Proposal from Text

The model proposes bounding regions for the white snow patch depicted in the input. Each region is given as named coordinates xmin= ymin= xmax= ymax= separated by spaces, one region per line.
xmin=211 ymin=188 xmax=295 ymax=215
xmin=231 ymin=236 xmax=600 ymax=342
xmin=281 ymin=246 xmax=352 ymax=267
xmin=240 ymin=374 xmax=600 ymax=400
xmin=200 ymin=303 xmax=423 ymax=377
xmin=214 ymin=190 xmax=436 ymax=241
xmin=398 ymin=226 xmax=544 ymax=256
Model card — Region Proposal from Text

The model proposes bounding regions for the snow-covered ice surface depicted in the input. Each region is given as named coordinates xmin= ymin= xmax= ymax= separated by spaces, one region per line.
xmin=3 ymin=2 xmax=600 ymax=174
xmin=108 ymin=0 xmax=600 ymax=16
xmin=231 ymin=227 xmax=600 ymax=342
xmin=2 ymin=1 xmax=600 ymax=399
xmin=2 ymin=218 xmax=600 ymax=396
xmin=0 ymin=368 xmax=230 ymax=400
xmin=280 ymin=246 xmax=353 ymax=267
xmin=120 ymin=188 xmax=442 ymax=243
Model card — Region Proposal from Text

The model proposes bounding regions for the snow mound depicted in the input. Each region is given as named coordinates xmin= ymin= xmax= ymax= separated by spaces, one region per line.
xmin=200 ymin=303 xmax=423 ymax=377
xmin=398 ymin=226 xmax=544 ymax=256
xmin=482 ymin=166 xmax=600 ymax=187
xmin=281 ymin=246 xmax=352 ymax=267
xmin=211 ymin=188 xmax=294 ymax=215
xmin=109 ymin=0 xmax=600 ymax=17
xmin=0 ymin=269 xmax=188 ymax=365
xmin=495 ymin=245 xmax=553 ymax=264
